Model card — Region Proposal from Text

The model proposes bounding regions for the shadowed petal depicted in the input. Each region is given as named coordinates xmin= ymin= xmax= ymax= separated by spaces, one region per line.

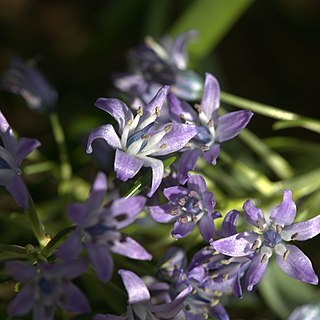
xmin=220 ymin=210 xmax=240 ymax=237
xmin=203 ymin=143 xmax=220 ymax=165
xmin=201 ymin=73 xmax=220 ymax=118
xmin=7 ymin=284 xmax=34 ymax=316
xmin=172 ymin=221 xmax=195 ymax=239
xmin=212 ymin=231 xmax=259 ymax=257
xmin=202 ymin=191 xmax=216 ymax=213
xmin=5 ymin=174 xmax=29 ymax=209
xmin=149 ymin=203 xmax=178 ymax=223
xmin=245 ymin=253 xmax=269 ymax=291
xmin=87 ymin=172 xmax=107 ymax=210
xmin=281 ymin=215 xmax=320 ymax=241
xmin=119 ymin=269 xmax=150 ymax=304
xmin=114 ymin=149 xmax=143 ymax=181
xmin=142 ymin=157 xmax=163 ymax=197
xmin=270 ymin=190 xmax=296 ymax=226
xmin=243 ymin=200 xmax=266 ymax=228
xmin=187 ymin=174 xmax=207 ymax=195
xmin=209 ymin=302 xmax=230 ymax=320
xmin=15 ymin=137 xmax=41 ymax=164
xmin=95 ymin=98 xmax=133 ymax=132
xmin=55 ymin=259 xmax=88 ymax=279
xmin=177 ymin=148 xmax=202 ymax=185
xmin=163 ymin=186 xmax=188 ymax=203
xmin=68 ymin=203 xmax=87 ymax=224
xmin=33 ymin=304 xmax=54 ymax=320
xmin=0 ymin=111 xmax=17 ymax=153
xmin=5 ymin=261 xmax=35 ymax=281
xmin=56 ymin=231 xmax=83 ymax=261
xmin=275 ymin=244 xmax=318 ymax=285
xmin=216 ymin=110 xmax=253 ymax=143
xmin=93 ymin=314 xmax=126 ymax=320
xmin=86 ymin=124 xmax=121 ymax=153
xmin=199 ymin=212 xmax=216 ymax=242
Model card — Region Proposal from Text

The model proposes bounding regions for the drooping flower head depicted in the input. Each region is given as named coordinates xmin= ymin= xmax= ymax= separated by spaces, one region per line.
xmin=113 ymin=30 xmax=203 ymax=103
xmin=212 ymin=190 xmax=320 ymax=291
xmin=87 ymin=86 xmax=197 ymax=196
xmin=57 ymin=172 xmax=152 ymax=282
xmin=0 ymin=110 xmax=40 ymax=209
xmin=149 ymin=174 xmax=220 ymax=241
xmin=93 ymin=269 xmax=192 ymax=320
xmin=5 ymin=259 xmax=90 ymax=320
xmin=168 ymin=73 xmax=253 ymax=184
xmin=0 ymin=56 xmax=57 ymax=112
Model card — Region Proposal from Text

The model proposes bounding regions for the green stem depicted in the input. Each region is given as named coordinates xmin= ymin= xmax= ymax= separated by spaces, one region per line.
xmin=0 ymin=244 xmax=25 ymax=254
xmin=49 ymin=112 xmax=72 ymax=184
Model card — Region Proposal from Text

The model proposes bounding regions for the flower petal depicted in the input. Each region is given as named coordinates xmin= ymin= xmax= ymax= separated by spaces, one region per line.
xmin=199 ymin=212 xmax=216 ymax=242
xmin=148 ymin=203 xmax=178 ymax=223
xmin=95 ymin=98 xmax=133 ymax=132
xmin=55 ymin=259 xmax=88 ymax=279
xmin=201 ymin=73 xmax=220 ymax=118
xmin=86 ymin=124 xmax=121 ymax=153
xmin=275 ymin=244 xmax=318 ymax=285
xmin=86 ymin=171 xmax=108 ymax=210
xmin=5 ymin=174 xmax=30 ymax=209
xmin=118 ymin=269 xmax=150 ymax=304
xmin=187 ymin=174 xmax=207 ymax=195
xmin=56 ymin=231 xmax=83 ymax=261
xmin=142 ymin=157 xmax=164 ymax=197
xmin=7 ymin=284 xmax=34 ymax=316
xmin=172 ymin=221 xmax=195 ymax=239
xmin=281 ymin=215 xmax=320 ymax=241
xmin=177 ymin=148 xmax=202 ymax=185
xmin=15 ymin=137 xmax=41 ymax=164
xmin=5 ymin=261 xmax=35 ymax=281
xmin=68 ymin=203 xmax=87 ymax=224
xmin=203 ymin=143 xmax=220 ymax=165
xmin=212 ymin=231 xmax=259 ymax=257
xmin=163 ymin=186 xmax=188 ymax=203
xmin=245 ymin=253 xmax=269 ymax=291
xmin=269 ymin=189 xmax=296 ymax=226
xmin=243 ymin=200 xmax=266 ymax=228
xmin=209 ymin=302 xmax=230 ymax=320
xmin=220 ymin=210 xmax=240 ymax=237
xmin=0 ymin=111 xmax=17 ymax=153
xmin=114 ymin=149 xmax=143 ymax=181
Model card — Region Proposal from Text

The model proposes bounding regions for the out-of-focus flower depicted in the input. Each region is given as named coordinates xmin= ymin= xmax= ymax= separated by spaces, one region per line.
xmin=113 ymin=30 xmax=203 ymax=103
xmin=5 ymin=259 xmax=90 ymax=320
xmin=86 ymin=86 xmax=197 ymax=196
xmin=168 ymin=73 xmax=253 ymax=184
xmin=149 ymin=174 xmax=220 ymax=241
xmin=288 ymin=303 xmax=320 ymax=320
xmin=212 ymin=190 xmax=320 ymax=290
xmin=0 ymin=56 xmax=57 ymax=112
xmin=57 ymin=172 xmax=152 ymax=282
xmin=0 ymin=110 xmax=40 ymax=209
xmin=93 ymin=269 xmax=192 ymax=320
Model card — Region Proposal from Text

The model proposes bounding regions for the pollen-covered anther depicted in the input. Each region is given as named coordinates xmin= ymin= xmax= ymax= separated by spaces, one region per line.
xmin=276 ymin=225 xmax=282 ymax=233
xmin=178 ymin=215 xmax=190 ymax=223
xmin=222 ymin=273 xmax=228 ymax=281
xmin=221 ymin=259 xmax=231 ymax=265
xmin=200 ymin=144 xmax=209 ymax=152
xmin=260 ymin=254 xmax=268 ymax=264
xmin=141 ymin=134 xmax=150 ymax=140
xmin=191 ymin=215 xmax=197 ymax=222
xmin=179 ymin=113 xmax=186 ymax=123
xmin=188 ymin=190 xmax=198 ymax=198
xmin=213 ymin=290 xmax=223 ymax=297
xmin=160 ymin=143 xmax=167 ymax=149
xmin=178 ymin=197 xmax=187 ymax=206
xmin=155 ymin=106 xmax=160 ymax=117
xmin=210 ymin=298 xmax=220 ymax=307
xmin=194 ymin=103 xmax=202 ymax=113
xmin=283 ymin=249 xmax=290 ymax=261
xmin=211 ymin=273 xmax=219 ymax=279
xmin=207 ymin=119 xmax=214 ymax=127
xmin=164 ymin=124 xmax=173 ymax=132
xmin=170 ymin=207 xmax=179 ymax=216
xmin=251 ymin=239 xmax=261 ymax=251
xmin=257 ymin=220 xmax=265 ymax=231
xmin=137 ymin=106 xmax=143 ymax=116
xmin=203 ymin=312 xmax=209 ymax=319
xmin=291 ymin=232 xmax=298 ymax=240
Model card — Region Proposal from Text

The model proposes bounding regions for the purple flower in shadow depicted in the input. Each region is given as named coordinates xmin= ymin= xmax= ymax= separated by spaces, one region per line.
xmin=149 ymin=174 xmax=220 ymax=241
xmin=93 ymin=269 xmax=192 ymax=320
xmin=0 ymin=110 xmax=40 ymax=208
xmin=86 ymin=86 xmax=197 ymax=196
xmin=57 ymin=172 xmax=152 ymax=282
xmin=212 ymin=190 xmax=320 ymax=290
xmin=168 ymin=73 xmax=253 ymax=184
xmin=5 ymin=259 xmax=90 ymax=320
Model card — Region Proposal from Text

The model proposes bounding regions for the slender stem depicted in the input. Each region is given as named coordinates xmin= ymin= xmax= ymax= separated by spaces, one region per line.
xmin=49 ymin=112 xmax=72 ymax=184
xmin=0 ymin=244 xmax=25 ymax=254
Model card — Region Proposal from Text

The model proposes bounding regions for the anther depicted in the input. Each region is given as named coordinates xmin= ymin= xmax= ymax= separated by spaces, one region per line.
xmin=178 ymin=216 xmax=189 ymax=223
xmin=188 ymin=190 xmax=198 ymax=198
xmin=251 ymin=240 xmax=261 ymax=251
xmin=213 ymin=290 xmax=223 ymax=297
xmin=192 ymin=215 xmax=197 ymax=223
xmin=257 ymin=220 xmax=265 ymax=231
xmin=155 ymin=106 xmax=160 ymax=117
xmin=141 ymin=134 xmax=150 ymax=140
xmin=164 ymin=124 xmax=173 ymax=132
xmin=210 ymin=298 xmax=220 ymax=307
xmin=276 ymin=225 xmax=282 ymax=233
xmin=160 ymin=144 xmax=167 ymax=149
xmin=137 ymin=106 xmax=143 ymax=116
xmin=207 ymin=119 xmax=214 ymax=127
xmin=127 ymin=119 xmax=133 ymax=125
xmin=291 ymin=232 xmax=298 ymax=240
xmin=195 ymin=104 xmax=202 ymax=113
xmin=180 ymin=113 xmax=186 ymax=123
xmin=260 ymin=254 xmax=268 ymax=264
xmin=221 ymin=259 xmax=231 ymax=265
xmin=200 ymin=144 xmax=209 ymax=152
xmin=212 ymin=250 xmax=220 ymax=255
xmin=222 ymin=274 xmax=229 ymax=281
xmin=178 ymin=197 xmax=187 ymax=206
xmin=170 ymin=208 xmax=179 ymax=216
xmin=283 ymin=250 xmax=290 ymax=261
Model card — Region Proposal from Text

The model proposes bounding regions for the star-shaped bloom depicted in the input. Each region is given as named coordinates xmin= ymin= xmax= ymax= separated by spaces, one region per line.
xmin=86 ymin=86 xmax=197 ymax=196
xmin=0 ymin=56 xmax=57 ymax=112
xmin=149 ymin=174 xmax=220 ymax=241
xmin=113 ymin=30 xmax=203 ymax=103
xmin=168 ymin=73 xmax=253 ymax=184
xmin=57 ymin=172 xmax=152 ymax=282
xmin=212 ymin=190 xmax=320 ymax=290
xmin=5 ymin=259 xmax=90 ymax=320
xmin=93 ymin=269 xmax=192 ymax=320
xmin=0 ymin=110 xmax=40 ymax=208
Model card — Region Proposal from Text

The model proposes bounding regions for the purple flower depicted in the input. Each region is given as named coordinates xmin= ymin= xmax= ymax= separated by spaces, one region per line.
xmin=113 ymin=30 xmax=203 ymax=103
xmin=0 ymin=56 xmax=57 ymax=112
xmin=5 ymin=259 xmax=90 ymax=320
xmin=86 ymin=86 xmax=197 ymax=196
xmin=93 ymin=269 xmax=192 ymax=320
xmin=57 ymin=172 xmax=152 ymax=282
xmin=149 ymin=174 xmax=220 ymax=241
xmin=0 ymin=110 xmax=40 ymax=208
xmin=168 ymin=73 xmax=253 ymax=184
xmin=212 ymin=190 xmax=320 ymax=290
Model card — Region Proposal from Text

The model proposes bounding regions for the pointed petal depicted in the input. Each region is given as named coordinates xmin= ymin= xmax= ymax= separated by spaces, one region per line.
xmin=199 ymin=212 xmax=216 ymax=242
xmin=220 ymin=210 xmax=240 ymax=237
xmin=203 ymin=143 xmax=220 ymax=165
xmin=167 ymin=92 xmax=198 ymax=123
xmin=56 ymin=259 xmax=88 ymax=279
xmin=151 ymin=123 xmax=198 ymax=156
xmin=209 ymin=302 xmax=230 ymax=320
xmin=172 ymin=221 xmax=195 ymax=239
xmin=202 ymin=191 xmax=216 ymax=213
xmin=0 ymin=111 xmax=17 ymax=153
xmin=243 ymin=200 xmax=266 ymax=228
xmin=201 ymin=73 xmax=220 ymax=118
xmin=163 ymin=186 xmax=188 ymax=203
xmin=187 ymin=174 xmax=207 ymax=195
xmin=33 ymin=304 xmax=54 ymax=320
xmin=245 ymin=253 xmax=269 ymax=291
xmin=281 ymin=215 xmax=320 ymax=241
xmin=86 ymin=124 xmax=121 ymax=153
xmin=56 ymin=231 xmax=83 ymax=261
xmin=148 ymin=203 xmax=178 ymax=223
xmin=68 ymin=203 xmax=87 ymax=224
xmin=177 ymin=148 xmax=202 ymax=185
xmin=15 ymin=138 xmax=40 ymax=165
xmin=95 ymin=98 xmax=133 ymax=132
xmin=216 ymin=110 xmax=253 ymax=143
xmin=270 ymin=190 xmax=296 ymax=226
xmin=5 ymin=261 xmax=35 ymax=281
xmin=142 ymin=157 xmax=163 ymax=197
xmin=275 ymin=244 xmax=318 ymax=285
xmin=7 ymin=284 xmax=34 ymax=316
xmin=86 ymin=242 xmax=114 ymax=283
xmin=212 ymin=231 xmax=259 ymax=257
xmin=118 ymin=269 xmax=150 ymax=304
xmin=5 ymin=174 xmax=30 ymax=209
xmin=87 ymin=171 xmax=107 ymax=210
xmin=114 ymin=149 xmax=143 ymax=181
xmin=108 ymin=232 xmax=152 ymax=260
xmin=108 ymin=196 xmax=146 ymax=229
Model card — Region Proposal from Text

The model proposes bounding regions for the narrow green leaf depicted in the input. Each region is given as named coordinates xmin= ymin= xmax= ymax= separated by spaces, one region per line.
xmin=274 ymin=119 xmax=320 ymax=134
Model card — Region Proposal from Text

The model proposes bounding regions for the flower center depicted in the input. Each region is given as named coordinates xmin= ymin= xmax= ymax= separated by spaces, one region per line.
xmin=38 ymin=277 xmax=54 ymax=294
xmin=263 ymin=229 xmax=282 ymax=248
